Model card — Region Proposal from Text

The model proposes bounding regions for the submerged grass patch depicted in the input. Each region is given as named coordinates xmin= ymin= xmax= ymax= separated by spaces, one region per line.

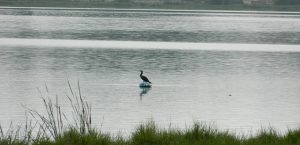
xmin=0 ymin=81 xmax=299 ymax=145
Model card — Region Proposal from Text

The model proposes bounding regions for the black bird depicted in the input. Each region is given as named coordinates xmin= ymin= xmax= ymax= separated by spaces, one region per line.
xmin=140 ymin=70 xmax=152 ymax=83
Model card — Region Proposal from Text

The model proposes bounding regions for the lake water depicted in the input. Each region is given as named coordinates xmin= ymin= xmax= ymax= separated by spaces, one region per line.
xmin=0 ymin=7 xmax=300 ymax=135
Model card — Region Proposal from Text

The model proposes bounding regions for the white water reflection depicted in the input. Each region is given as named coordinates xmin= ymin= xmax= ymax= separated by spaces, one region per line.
xmin=1 ymin=38 xmax=300 ymax=52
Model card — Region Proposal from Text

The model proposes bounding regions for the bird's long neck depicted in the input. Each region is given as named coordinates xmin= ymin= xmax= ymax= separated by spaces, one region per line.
xmin=140 ymin=71 xmax=143 ymax=76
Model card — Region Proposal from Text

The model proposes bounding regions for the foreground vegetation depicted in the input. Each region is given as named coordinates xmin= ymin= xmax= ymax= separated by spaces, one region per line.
xmin=2 ymin=123 xmax=300 ymax=145
xmin=0 ymin=82 xmax=300 ymax=145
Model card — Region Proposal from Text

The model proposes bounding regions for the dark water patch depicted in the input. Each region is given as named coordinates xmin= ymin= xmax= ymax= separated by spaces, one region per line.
xmin=2 ymin=30 xmax=300 ymax=44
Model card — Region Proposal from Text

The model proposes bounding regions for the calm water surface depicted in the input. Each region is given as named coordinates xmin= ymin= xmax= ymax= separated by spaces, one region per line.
xmin=0 ymin=7 xmax=300 ymax=135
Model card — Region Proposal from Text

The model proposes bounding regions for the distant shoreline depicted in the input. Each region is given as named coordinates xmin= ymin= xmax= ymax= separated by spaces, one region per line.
xmin=0 ymin=2 xmax=300 ymax=11
xmin=2 ymin=6 xmax=300 ymax=14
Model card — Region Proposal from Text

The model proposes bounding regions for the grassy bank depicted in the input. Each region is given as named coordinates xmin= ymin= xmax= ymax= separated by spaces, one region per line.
xmin=0 ymin=1 xmax=300 ymax=11
xmin=0 ymin=82 xmax=300 ymax=145
xmin=1 ymin=122 xmax=300 ymax=145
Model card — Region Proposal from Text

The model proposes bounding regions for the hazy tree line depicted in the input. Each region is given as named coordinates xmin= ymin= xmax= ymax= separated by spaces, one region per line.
xmin=1 ymin=0 xmax=300 ymax=5
xmin=274 ymin=0 xmax=300 ymax=5
xmin=210 ymin=0 xmax=242 ymax=5
xmin=183 ymin=0 xmax=242 ymax=5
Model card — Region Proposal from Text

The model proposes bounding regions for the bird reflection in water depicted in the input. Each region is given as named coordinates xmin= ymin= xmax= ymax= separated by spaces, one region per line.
xmin=139 ymin=87 xmax=151 ymax=100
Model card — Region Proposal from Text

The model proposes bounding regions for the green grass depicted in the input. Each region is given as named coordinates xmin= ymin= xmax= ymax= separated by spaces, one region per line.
xmin=1 ymin=122 xmax=300 ymax=145
xmin=0 ymin=81 xmax=300 ymax=145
